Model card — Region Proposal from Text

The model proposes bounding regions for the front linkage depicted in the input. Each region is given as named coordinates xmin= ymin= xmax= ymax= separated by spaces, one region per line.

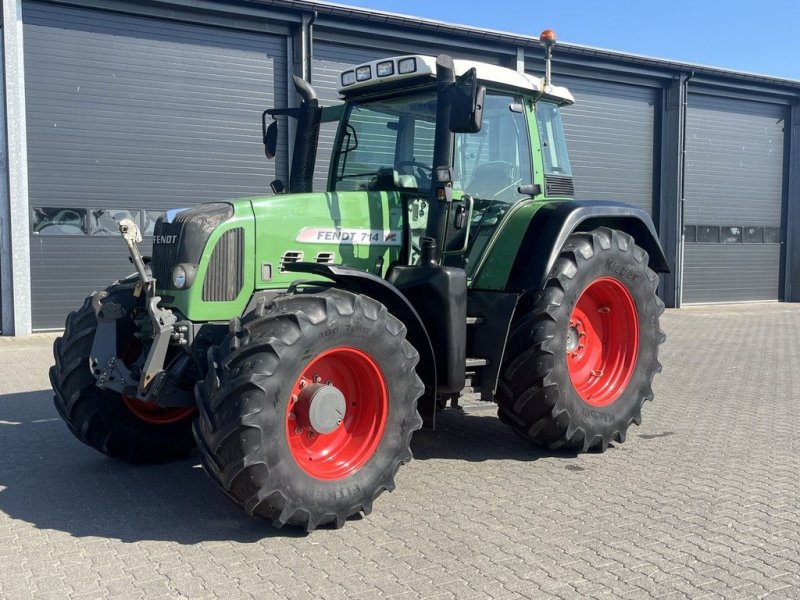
xmin=87 ymin=219 xmax=194 ymax=410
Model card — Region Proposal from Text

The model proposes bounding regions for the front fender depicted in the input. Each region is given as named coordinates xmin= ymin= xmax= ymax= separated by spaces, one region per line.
xmin=283 ymin=262 xmax=438 ymax=429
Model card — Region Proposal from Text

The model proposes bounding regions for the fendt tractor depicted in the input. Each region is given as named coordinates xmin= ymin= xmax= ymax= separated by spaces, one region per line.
xmin=51 ymin=31 xmax=666 ymax=531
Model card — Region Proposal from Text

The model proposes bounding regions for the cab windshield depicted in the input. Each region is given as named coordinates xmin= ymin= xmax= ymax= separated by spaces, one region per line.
xmin=332 ymin=92 xmax=436 ymax=192
xmin=331 ymin=89 xmax=532 ymax=203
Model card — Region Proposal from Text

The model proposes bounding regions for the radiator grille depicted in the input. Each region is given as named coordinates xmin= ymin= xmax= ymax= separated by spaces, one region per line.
xmin=150 ymin=219 xmax=184 ymax=287
xmin=202 ymin=228 xmax=244 ymax=302
xmin=545 ymin=174 xmax=575 ymax=197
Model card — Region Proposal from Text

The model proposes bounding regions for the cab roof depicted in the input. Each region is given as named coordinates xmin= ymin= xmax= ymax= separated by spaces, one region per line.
xmin=338 ymin=54 xmax=574 ymax=105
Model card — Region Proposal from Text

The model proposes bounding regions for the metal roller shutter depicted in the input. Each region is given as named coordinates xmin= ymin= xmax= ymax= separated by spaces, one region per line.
xmin=23 ymin=2 xmax=287 ymax=329
xmin=682 ymin=94 xmax=786 ymax=303
xmin=558 ymin=76 xmax=658 ymax=215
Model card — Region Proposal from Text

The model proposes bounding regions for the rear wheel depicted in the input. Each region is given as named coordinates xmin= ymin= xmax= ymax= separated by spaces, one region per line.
xmin=50 ymin=286 xmax=196 ymax=463
xmin=497 ymin=227 xmax=665 ymax=452
xmin=194 ymin=289 xmax=423 ymax=531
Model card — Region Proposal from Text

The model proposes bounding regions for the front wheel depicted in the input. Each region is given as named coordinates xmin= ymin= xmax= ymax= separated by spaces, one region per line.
xmin=497 ymin=227 xmax=665 ymax=452
xmin=50 ymin=287 xmax=196 ymax=463
xmin=193 ymin=289 xmax=423 ymax=531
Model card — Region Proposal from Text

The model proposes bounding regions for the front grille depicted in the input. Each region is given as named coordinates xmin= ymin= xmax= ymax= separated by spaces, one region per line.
xmin=203 ymin=227 xmax=244 ymax=302
xmin=150 ymin=203 xmax=233 ymax=291
xmin=545 ymin=174 xmax=575 ymax=197
xmin=151 ymin=220 xmax=184 ymax=287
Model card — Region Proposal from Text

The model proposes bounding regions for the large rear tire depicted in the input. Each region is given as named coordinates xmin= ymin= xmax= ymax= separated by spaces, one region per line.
xmin=193 ymin=289 xmax=423 ymax=531
xmin=50 ymin=285 xmax=196 ymax=463
xmin=497 ymin=227 xmax=665 ymax=452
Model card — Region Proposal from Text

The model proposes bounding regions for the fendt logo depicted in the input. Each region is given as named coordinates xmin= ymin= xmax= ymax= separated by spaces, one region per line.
xmin=153 ymin=235 xmax=178 ymax=245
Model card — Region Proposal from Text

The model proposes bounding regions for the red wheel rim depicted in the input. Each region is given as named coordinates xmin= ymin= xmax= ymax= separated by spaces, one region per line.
xmin=122 ymin=394 xmax=195 ymax=426
xmin=286 ymin=347 xmax=388 ymax=481
xmin=566 ymin=277 xmax=639 ymax=407
xmin=120 ymin=341 xmax=195 ymax=426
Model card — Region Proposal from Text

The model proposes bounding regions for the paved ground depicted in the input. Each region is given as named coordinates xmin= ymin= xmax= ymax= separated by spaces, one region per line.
xmin=0 ymin=303 xmax=799 ymax=599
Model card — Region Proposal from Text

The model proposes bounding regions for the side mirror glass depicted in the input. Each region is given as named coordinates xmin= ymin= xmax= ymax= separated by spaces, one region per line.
xmin=264 ymin=120 xmax=278 ymax=159
xmin=449 ymin=68 xmax=485 ymax=134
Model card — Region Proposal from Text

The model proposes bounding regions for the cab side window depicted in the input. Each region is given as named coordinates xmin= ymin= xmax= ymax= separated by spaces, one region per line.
xmin=536 ymin=100 xmax=572 ymax=176
xmin=454 ymin=93 xmax=532 ymax=203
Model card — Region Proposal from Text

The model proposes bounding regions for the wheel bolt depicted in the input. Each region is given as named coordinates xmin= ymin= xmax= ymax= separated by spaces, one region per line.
xmin=299 ymin=379 xmax=306 ymax=389
xmin=295 ymin=427 xmax=303 ymax=434
xmin=326 ymin=379 xmax=333 ymax=386
xmin=307 ymin=431 xmax=315 ymax=438
xmin=288 ymin=412 xmax=296 ymax=420
xmin=314 ymin=375 xmax=321 ymax=383
xmin=291 ymin=394 xmax=298 ymax=403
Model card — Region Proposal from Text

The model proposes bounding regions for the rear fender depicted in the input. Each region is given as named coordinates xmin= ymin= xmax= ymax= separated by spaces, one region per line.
xmin=507 ymin=200 xmax=670 ymax=291
xmin=282 ymin=263 xmax=438 ymax=429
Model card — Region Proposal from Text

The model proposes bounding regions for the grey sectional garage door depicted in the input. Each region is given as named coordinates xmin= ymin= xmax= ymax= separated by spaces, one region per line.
xmin=682 ymin=94 xmax=786 ymax=303
xmin=558 ymin=76 xmax=659 ymax=215
xmin=23 ymin=2 xmax=287 ymax=329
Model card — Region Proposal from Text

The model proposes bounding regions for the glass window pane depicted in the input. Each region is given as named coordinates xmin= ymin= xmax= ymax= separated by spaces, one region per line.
xmin=454 ymin=93 xmax=532 ymax=203
xmin=31 ymin=207 xmax=87 ymax=236
xmin=87 ymin=209 xmax=140 ymax=236
xmin=536 ymin=101 xmax=573 ymax=177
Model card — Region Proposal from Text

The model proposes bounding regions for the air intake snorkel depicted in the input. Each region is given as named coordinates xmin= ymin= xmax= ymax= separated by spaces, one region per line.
xmin=262 ymin=75 xmax=322 ymax=194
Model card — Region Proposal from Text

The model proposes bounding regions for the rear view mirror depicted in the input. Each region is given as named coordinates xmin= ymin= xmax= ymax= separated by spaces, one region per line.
xmin=449 ymin=68 xmax=485 ymax=134
xmin=263 ymin=119 xmax=278 ymax=159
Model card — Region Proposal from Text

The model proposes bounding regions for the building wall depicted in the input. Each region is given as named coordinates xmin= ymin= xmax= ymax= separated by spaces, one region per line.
xmin=2 ymin=0 xmax=799 ymax=332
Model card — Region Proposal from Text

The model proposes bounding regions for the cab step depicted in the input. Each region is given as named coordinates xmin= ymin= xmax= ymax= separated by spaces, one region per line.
xmin=465 ymin=357 xmax=488 ymax=368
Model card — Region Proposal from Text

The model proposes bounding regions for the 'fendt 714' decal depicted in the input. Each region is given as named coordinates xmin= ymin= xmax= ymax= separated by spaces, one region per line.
xmin=296 ymin=227 xmax=402 ymax=246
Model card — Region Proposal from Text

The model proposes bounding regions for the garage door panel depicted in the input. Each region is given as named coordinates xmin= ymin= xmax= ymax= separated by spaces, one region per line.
xmin=683 ymin=245 xmax=781 ymax=303
xmin=682 ymin=94 xmax=786 ymax=303
xmin=557 ymin=76 xmax=658 ymax=214
xmin=24 ymin=2 xmax=288 ymax=329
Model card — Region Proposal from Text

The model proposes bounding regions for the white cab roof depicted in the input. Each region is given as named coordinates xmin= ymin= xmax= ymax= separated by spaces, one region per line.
xmin=338 ymin=54 xmax=574 ymax=104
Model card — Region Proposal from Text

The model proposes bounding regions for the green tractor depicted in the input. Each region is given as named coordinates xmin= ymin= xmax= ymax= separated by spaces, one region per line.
xmin=51 ymin=32 xmax=666 ymax=531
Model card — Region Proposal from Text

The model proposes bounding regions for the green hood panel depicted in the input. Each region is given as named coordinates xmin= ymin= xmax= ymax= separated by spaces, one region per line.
xmin=251 ymin=190 xmax=405 ymax=289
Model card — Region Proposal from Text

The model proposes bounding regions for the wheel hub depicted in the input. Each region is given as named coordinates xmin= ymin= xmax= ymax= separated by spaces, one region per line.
xmin=294 ymin=383 xmax=347 ymax=434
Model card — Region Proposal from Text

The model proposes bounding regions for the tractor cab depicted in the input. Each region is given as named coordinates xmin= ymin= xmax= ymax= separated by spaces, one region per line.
xmin=265 ymin=53 xmax=576 ymax=275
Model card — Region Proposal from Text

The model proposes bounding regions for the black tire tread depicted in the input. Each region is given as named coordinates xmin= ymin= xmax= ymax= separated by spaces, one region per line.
xmin=498 ymin=227 xmax=665 ymax=452
xmin=50 ymin=288 xmax=195 ymax=464
xmin=193 ymin=289 xmax=423 ymax=531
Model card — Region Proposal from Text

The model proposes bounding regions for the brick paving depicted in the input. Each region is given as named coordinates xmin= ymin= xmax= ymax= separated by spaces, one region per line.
xmin=0 ymin=303 xmax=798 ymax=599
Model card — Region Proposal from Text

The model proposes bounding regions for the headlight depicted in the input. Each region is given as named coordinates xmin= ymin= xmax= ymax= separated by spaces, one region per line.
xmin=170 ymin=263 xmax=197 ymax=289
xmin=172 ymin=265 xmax=187 ymax=289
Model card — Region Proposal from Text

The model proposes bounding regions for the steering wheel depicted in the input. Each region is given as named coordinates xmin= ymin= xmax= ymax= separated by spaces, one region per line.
xmin=396 ymin=160 xmax=432 ymax=183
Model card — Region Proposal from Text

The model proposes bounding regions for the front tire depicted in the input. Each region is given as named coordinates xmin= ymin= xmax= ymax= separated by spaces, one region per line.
xmin=194 ymin=289 xmax=423 ymax=531
xmin=50 ymin=286 xmax=196 ymax=463
xmin=497 ymin=227 xmax=665 ymax=452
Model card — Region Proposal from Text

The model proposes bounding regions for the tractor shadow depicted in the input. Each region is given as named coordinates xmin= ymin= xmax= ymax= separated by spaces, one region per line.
xmin=0 ymin=392 xmax=578 ymax=544
xmin=411 ymin=404 xmax=580 ymax=463
xmin=0 ymin=390 xmax=302 ymax=544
